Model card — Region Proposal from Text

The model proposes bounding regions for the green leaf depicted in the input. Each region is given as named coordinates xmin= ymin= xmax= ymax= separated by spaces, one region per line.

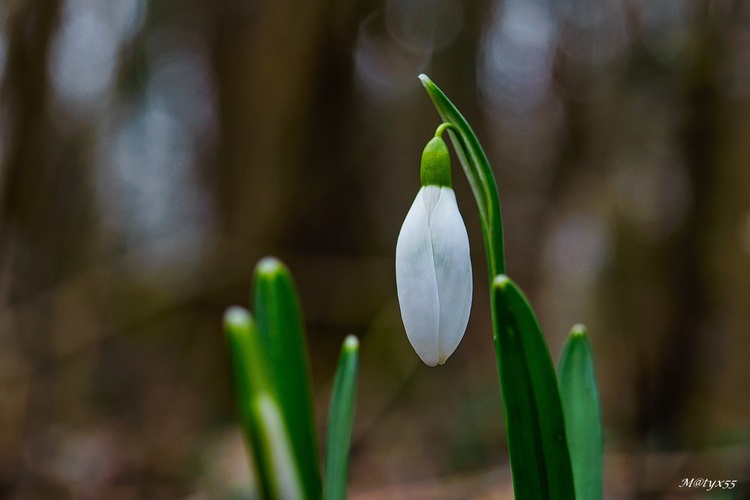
xmin=493 ymin=275 xmax=576 ymax=499
xmin=324 ymin=335 xmax=360 ymax=500
xmin=223 ymin=306 xmax=275 ymax=500
xmin=558 ymin=324 xmax=603 ymax=499
xmin=254 ymin=394 xmax=306 ymax=499
xmin=252 ymin=257 xmax=322 ymax=500
xmin=419 ymin=74 xmax=505 ymax=278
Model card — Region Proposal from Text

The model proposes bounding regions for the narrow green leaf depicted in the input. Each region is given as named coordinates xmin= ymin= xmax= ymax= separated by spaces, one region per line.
xmin=419 ymin=74 xmax=505 ymax=278
xmin=324 ymin=336 xmax=360 ymax=500
xmin=223 ymin=306 xmax=274 ymax=500
xmin=252 ymin=257 xmax=322 ymax=499
xmin=493 ymin=275 xmax=575 ymax=499
xmin=558 ymin=324 xmax=603 ymax=500
xmin=254 ymin=394 xmax=306 ymax=499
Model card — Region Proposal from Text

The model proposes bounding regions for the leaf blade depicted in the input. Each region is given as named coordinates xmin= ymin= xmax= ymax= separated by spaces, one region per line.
xmin=253 ymin=257 xmax=322 ymax=499
xmin=558 ymin=324 xmax=604 ymax=499
xmin=493 ymin=275 xmax=576 ymax=499
xmin=324 ymin=335 xmax=360 ymax=500
xmin=223 ymin=306 xmax=275 ymax=500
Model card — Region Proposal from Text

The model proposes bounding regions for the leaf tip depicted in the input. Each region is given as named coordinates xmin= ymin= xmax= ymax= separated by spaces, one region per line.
xmin=343 ymin=335 xmax=359 ymax=353
xmin=255 ymin=256 xmax=288 ymax=279
xmin=492 ymin=274 xmax=511 ymax=290
xmin=570 ymin=323 xmax=589 ymax=338
xmin=224 ymin=306 xmax=252 ymax=332
xmin=419 ymin=74 xmax=435 ymax=94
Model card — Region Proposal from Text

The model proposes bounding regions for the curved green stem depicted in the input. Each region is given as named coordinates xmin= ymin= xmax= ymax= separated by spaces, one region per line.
xmin=434 ymin=122 xmax=455 ymax=139
xmin=420 ymin=74 xmax=505 ymax=279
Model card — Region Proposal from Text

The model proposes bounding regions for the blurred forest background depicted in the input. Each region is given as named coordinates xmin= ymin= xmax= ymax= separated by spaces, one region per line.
xmin=1 ymin=0 xmax=749 ymax=497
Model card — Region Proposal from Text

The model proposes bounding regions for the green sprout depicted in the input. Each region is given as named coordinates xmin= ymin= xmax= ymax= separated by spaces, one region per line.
xmin=224 ymin=257 xmax=359 ymax=500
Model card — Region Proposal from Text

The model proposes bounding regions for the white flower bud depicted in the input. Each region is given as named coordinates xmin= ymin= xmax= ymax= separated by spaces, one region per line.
xmin=396 ymin=185 xmax=472 ymax=366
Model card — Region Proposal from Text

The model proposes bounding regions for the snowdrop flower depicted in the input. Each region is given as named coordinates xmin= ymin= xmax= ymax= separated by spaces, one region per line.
xmin=396 ymin=134 xmax=472 ymax=366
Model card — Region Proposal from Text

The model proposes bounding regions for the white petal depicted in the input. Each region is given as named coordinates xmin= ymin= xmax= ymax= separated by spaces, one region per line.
xmin=421 ymin=184 xmax=441 ymax=222
xmin=396 ymin=187 xmax=440 ymax=366
xmin=430 ymin=187 xmax=472 ymax=364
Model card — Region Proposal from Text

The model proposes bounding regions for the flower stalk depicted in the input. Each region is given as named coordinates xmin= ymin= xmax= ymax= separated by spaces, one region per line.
xmin=418 ymin=75 xmax=585 ymax=499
